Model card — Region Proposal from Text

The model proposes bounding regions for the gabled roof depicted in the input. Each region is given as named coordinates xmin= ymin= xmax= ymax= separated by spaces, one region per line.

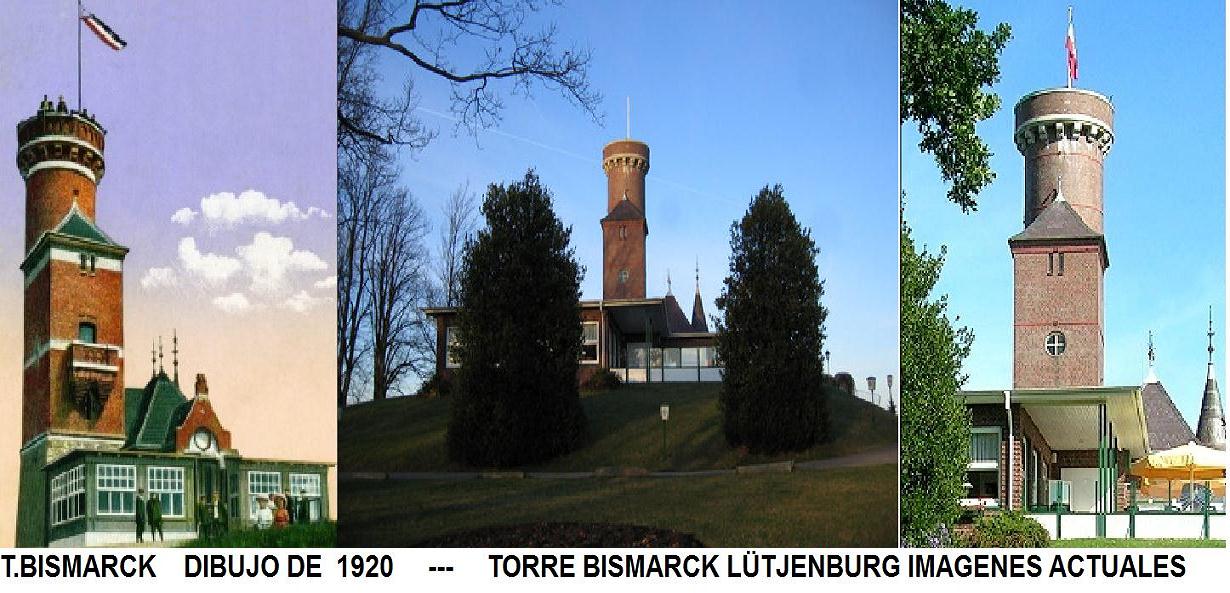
xmin=125 ymin=372 xmax=189 ymax=451
xmin=601 ymin=200 xmax=645 ymax=222
xmin=1141 ymin=381 xmax=1196 ymax=451
xmin=1009 ymin=199 xmax=1102 ymax=244
xmin=55 ymin=206 xmax=119 ymax=246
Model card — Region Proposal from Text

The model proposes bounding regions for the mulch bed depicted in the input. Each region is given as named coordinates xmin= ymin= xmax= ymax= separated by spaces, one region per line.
xmin=412 ymin=522 xmax=705 ymax=547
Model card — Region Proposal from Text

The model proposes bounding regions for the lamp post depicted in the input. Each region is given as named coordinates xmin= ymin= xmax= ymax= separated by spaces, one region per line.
xmin=659 ymin=403 xmax=671 ymax=460
xmin=866 ymin=376 xmax=877 ymax=406
xmin=824 ymin=350 xmax=831 ymax=374
xmin=887 ymin=374 xmax=894 ymax=412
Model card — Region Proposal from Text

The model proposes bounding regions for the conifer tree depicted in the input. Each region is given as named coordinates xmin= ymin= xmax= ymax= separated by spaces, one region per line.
xmin=715 ymin=185 xmax=828 ymax=453
xmin=447 ymin=171 xmax=587 ymax=466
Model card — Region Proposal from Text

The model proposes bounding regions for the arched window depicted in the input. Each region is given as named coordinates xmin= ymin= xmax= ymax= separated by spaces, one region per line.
xmin=78 ymin=322 xmax=97 ymax=344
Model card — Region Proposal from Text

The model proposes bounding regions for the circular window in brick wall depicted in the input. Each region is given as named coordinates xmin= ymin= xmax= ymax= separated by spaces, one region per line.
xmin=1045 ymin=331 xmax=1066 ymax=356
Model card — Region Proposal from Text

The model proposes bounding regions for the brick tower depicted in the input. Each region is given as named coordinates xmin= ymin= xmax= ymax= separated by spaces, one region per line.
xmin=1009 ymin=88 xmax=1114 ymax=388
xmin=600 ymin=139 xmax=649 ymax=300
xmin=16 ymin=96 xmax=129 ymax=546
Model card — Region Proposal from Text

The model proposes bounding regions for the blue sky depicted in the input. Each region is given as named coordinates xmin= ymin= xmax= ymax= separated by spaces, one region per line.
xmin=376 ymin=1 xmax=901 ymax=386
xmin=904 ymin=1 xmax=1226 ymax=428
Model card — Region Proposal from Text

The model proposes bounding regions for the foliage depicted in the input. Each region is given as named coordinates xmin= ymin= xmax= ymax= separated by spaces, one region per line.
xmin=180 ymin=522 xmax=336 ymax=548
xmin=416 ymin=372 xmax=452 ymax=398
xmin=901 ymin=0 xmax=1011 ymax=212
xmin=580 ymin=368 xmax=622 ymax=392
xmin=899 ymin=220 xmax=974 ymax=546
xmin=965 ymin=512 xmax=1050 ymax=548
xmin=447 ymin=171 xmax=588 ymax=466
xmin=715 ymin=185 xmax=828 ymax=453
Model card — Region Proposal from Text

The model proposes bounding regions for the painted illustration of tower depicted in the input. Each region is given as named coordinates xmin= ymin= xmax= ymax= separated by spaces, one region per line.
xmin=600 ymin=138 xmax=649 ymax=300
xmin=16 ymin=96 xmax=129 ymax=546
xmin=1009 ymin=88 xmax=1114 ymax=388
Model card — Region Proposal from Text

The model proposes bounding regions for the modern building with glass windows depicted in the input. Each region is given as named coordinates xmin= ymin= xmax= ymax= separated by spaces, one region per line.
xmin=13 ymin=97 xmax=330 ymax=547
xmin=425 ymin=136 xmax=721 ymax=385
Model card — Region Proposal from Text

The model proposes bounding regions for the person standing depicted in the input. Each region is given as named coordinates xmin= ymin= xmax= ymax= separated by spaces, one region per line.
xmin=284 ymin=489 xmax=296 ymax=525
xmin=147 ymin=494 xmax=164 ymax=542
xmin=134 ymin=488 xmax=147 ymax=544
xmin=195 ymin=495 xmax=210 ymax=540
xmin=296 ymin=489 xmax=312 ymax=524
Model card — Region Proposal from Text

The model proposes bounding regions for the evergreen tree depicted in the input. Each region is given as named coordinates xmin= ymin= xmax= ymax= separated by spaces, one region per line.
xmin=899 ymin=220 xmax=973 ymax=546
xmin=446 ymin=171 xmax=587 ymax=466
xmin=715 ymin=185 xmax=828 ymax=453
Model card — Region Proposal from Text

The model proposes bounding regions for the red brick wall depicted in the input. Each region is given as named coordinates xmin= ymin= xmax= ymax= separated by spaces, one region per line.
xmin=602 ymin=140 xmax=649 ymax=213
xmin=25 ymin=170 xmax=97 ymax=250
xmin=175 ymin=398 xmax=233 ymax=451
xmin=602 ymin=219 xmax=646 ymax=300
xmin=1012 ymin=245 xmax=1104 ymax=388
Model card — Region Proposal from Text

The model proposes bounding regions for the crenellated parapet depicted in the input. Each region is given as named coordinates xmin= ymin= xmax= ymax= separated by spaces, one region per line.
xmin=16 ymin=96 xmax=107 ymax=184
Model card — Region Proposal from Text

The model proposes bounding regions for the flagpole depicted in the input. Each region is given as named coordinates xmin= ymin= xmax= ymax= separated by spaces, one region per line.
xmin=77 ymin=0 xmax=82 ymax=108
xmin=1066 ymin=6 xmax=1073 ymax=89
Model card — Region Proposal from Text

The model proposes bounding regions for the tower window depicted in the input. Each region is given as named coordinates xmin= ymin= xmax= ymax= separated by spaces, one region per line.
xmin=619 ymin=226 xmax=627 ymax=240
xmin=1045 ymin=331 xmax=1066 ymax=356
xmin=79 ymin=253 xmax=88 ymax=273
xmin=1057 ymin=252 xmax=1064 ymax=276
xmin=618 ymin=269 xmax=629 ymax=284
xmin=78 ymin=322 xmax=97 ymax=344
xmin=1047 ymin=252 xmax=1054 ymax=276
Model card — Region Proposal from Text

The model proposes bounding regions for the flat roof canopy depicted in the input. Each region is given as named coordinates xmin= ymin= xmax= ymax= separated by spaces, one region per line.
xmin=962 ymin=386 xmax=1149 ymax=458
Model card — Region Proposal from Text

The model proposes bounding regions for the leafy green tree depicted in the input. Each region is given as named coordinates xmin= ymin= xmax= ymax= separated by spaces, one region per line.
xmin=899 ymin=220 xmax=974 ymax=546
xmin=901 ymin=0 xmax=1011 ymax=212
xmin=447 ymin=171 xmax=587 ymax=466
xmin=900 ymin=0 xmax=1008 ymax=545
xmin=715 ymin=185 xmax=828 ymax=453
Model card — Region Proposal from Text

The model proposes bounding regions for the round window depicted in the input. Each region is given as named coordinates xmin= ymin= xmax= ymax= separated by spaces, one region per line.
xmin=1045 ymin=331 xmax=1066 ymax=356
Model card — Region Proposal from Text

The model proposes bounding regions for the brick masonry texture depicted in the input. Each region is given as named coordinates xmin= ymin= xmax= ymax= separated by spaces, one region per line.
xmin=1012 ymin=245 xmax=1104 ymax=387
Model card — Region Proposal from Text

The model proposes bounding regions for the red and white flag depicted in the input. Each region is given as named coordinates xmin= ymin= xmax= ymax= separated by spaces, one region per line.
xmin=1065 ymin=17 xmax=1078 ymax=85
xmin=82 ymin=12 xmax=127 ymax=50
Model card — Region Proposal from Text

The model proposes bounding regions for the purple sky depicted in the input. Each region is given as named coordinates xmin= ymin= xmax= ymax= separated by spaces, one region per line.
xmin=0 ymin=1 xmax=337 ymax=546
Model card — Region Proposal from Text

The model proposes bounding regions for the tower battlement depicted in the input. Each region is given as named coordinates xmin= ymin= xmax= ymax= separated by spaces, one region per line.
xmin=1013 ymin=88 xmax=1114 ymax=232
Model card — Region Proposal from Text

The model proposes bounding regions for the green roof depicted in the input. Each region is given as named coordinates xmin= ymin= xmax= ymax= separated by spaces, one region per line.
xmin=54 ymin=207 xmax=119 ymax=247
xmin=125 ymin=372 xmax=189 ymax=451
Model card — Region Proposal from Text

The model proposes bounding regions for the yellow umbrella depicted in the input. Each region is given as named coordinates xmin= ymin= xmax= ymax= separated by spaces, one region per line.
xmin=1131 ymin=441 xmax=1226 ymax=481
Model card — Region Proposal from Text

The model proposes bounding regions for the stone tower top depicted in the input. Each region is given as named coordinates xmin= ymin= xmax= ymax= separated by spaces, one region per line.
xmin=602 ymin=139 xmax=650 ymax=213
xmin=16 ymin=96 xmax=108 ymax=250
xmin=1014 ymin=87 xmax=1114 ymax=233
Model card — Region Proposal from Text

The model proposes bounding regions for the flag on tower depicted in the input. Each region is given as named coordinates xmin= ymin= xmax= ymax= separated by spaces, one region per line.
xmin=82 ymin=11 xmax=127 ymax=50
xmin=1065 ymin=9 xmax=1078 ymax=86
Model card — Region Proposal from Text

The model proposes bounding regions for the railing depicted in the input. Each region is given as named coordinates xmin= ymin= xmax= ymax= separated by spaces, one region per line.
xmin=69 ymin=342 xmax=119 ymax=369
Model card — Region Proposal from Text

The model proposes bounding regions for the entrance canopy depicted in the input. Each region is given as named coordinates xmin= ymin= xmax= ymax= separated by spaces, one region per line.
xmin=963 ymin=386 xmax=1149 ymax=457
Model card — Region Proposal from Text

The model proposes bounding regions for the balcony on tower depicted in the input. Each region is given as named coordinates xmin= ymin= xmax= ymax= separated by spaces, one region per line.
xmin=67 ymin=339 xmax=120 ymax=419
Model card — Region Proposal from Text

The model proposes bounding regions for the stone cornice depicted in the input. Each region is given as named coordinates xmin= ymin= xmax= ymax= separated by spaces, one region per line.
xmin=602 ymin=153 xmax=650 ymax=174
xmin=1014 ymin=113 xmax=1115 ymax=156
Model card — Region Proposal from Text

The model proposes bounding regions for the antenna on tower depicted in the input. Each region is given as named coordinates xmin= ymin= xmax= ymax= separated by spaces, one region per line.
xmin=626 ymin=96 xmax=631 ymax=139
xmin=172 ymin=329 xmax=180 ymax=385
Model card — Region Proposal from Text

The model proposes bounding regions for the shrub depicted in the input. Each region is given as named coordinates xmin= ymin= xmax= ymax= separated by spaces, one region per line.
xmin=581 ymin=368 xmax=621 ymax=391
xmin=966 ymin=512 xmax=1050 ymax=548
xmin=416 ymin=373 xmax=452 ymax=398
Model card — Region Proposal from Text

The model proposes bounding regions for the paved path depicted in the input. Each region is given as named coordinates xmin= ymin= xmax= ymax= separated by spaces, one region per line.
xmin=341 ymin=445 xmax=897 ymax=482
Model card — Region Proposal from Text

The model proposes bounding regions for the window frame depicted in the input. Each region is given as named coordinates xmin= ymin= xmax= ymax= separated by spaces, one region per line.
xmin=95 ymin=464 xmax=137 ymax=516
xmin=147 ymin=466 xmax=186 ymax=518
xmin=247 ymin=471 xmax=283 ymax=519
xmin=50 ymin=465 xmax=86 ymax=526
xmin=289 ymin=473 xmax=324 ymax=521
xmin=1046 ymin=331 xmax=1067 ymax=357
xmin=580 ymin=321 xmax=600 ymax=365
xmin=445 ymin=326 xmax=461 ymax=369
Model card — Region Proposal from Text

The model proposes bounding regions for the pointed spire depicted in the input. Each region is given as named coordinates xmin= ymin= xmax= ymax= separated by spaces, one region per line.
xmin=666 ymin=269 xmax=672 ymax=295
xmin=1197 ymin=306 xmax=1226 ymax=450
xmin=1055 ymin=174 xmax=1067 ymax=203
xmin=151 ymin=338 xmax=157 ymax=379
xmin=158 ymin=335 xmax=164 ymax=374
xmin=690 ymin=258 xmax=708 ymax=333
xmin=695 ymin=257 xmax=700 ymax=293
xmin=172 ymin=329 xmax=180 ymax=385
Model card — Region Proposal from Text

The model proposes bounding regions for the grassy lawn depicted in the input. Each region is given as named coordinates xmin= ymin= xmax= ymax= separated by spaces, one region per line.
xmin=1051 ymin=538 xmax=1225 ymax=548
xmin=339 ymin=464 xmax=897 ymax=547
xmin=340 ymin=382 xmax=896 ymax=472
xmin=178 ymin=522 xmax=336 ymax=547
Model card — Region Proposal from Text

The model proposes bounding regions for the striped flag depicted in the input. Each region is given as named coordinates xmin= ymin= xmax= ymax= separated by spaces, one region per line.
xmin=1065 ymin=14 xmax=1078 ymax=85
xmin=82 ymin=12 xmax=127 ymax=50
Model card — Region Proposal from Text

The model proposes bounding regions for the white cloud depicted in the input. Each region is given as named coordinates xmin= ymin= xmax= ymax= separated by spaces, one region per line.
xmin=313 ymin=275 xmax=337 ymax=290
xmin=280 ymin=290 xmax=324 ymax=313
xmin=170 ymin=207 xmax=197 ymax=225
xmin=140 ymin=267 xmax=178 ymax=289
xmin=212 ymin=292 xmax=252 ymax=313
xmin=235 ymin=232 xmax=328 ymax=294
xmin=178 ymin=237 xmax=242 ymax=284
xmin=182 ymin=190 xmax=330 ymax=227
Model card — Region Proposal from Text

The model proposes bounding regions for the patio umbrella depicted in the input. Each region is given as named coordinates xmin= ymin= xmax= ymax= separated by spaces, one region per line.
xmin=1130 ymin=441 xmax=1226 ymax=511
